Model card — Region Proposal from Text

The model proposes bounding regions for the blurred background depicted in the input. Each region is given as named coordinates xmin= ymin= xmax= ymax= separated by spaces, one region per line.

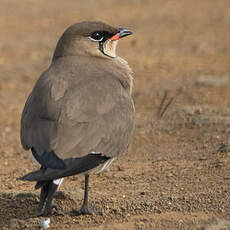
xmin=0 ymin=0 xmax=230 ymax=229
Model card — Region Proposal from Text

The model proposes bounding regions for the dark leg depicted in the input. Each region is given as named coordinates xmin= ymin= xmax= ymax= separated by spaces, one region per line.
xmin=43 ymin=182 xmax=59 ymax=216
xmin=36 ymin=180 xmax=63 ymax=216
xmin=37 ymin=183 xmax=50 ymax=216
xmin=72 ymin=174 xmax=98 ymax=215
xmin=80 ymin=174 xmax=92 ymax=214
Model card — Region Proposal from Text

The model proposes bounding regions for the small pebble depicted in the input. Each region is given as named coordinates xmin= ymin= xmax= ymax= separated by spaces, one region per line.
xmin=40 ymin=218 xmax=50 ymax=229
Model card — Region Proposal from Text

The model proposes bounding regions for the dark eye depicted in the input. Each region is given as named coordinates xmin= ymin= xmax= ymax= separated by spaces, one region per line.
xmin=89 ymin=31 xmax=104 ymax=42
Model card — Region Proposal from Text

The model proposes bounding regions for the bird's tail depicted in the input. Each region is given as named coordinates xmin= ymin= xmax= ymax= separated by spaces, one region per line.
xmin=18 ymin=153 xmax=110 ymax=182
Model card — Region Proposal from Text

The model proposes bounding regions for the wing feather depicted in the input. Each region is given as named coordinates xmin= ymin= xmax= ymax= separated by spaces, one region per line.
xmin=20 ymin=59 xmax=134 ymax=165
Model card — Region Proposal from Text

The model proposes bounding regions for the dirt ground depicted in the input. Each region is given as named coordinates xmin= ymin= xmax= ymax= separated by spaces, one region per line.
xmin=0 ymin=0 xmax=230 ymax=229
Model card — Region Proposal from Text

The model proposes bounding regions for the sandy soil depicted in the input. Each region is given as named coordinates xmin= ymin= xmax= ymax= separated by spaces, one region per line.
xmin=0 ymin=0 xmax=230 ymax=229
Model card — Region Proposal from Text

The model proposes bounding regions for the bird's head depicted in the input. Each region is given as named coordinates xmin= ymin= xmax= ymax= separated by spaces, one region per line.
xmin=53 ymin=21 xmax=132 ymax=60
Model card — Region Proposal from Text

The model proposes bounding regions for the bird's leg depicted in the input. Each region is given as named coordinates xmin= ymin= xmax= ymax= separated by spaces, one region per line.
xmin=72 ymin=174 xmax=98 ymax=215
xmin=36 ymin=183 xmax=50 ymax=216
xmin=80 ymin=174 xmax=92 ymax=214
xmin=42 ymin=181 xmax=61 ymax=216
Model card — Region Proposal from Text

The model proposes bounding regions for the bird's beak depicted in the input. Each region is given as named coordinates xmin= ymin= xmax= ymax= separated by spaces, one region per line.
xmin=110 ymin=28 xmax=133 ymax=41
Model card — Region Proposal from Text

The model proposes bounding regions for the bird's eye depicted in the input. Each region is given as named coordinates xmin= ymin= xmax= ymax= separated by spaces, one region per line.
xmin=89 ymin=31 xmax=104 ymax=42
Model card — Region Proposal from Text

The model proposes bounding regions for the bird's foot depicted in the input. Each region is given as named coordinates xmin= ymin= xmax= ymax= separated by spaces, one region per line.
xmin=37 ymin=204 xmax=64 ymax=217
xmin=36 ymin=210 xmax=44 ymax=217
xmin=72 ymin=204 xmax=101 ymax=215
xmin=52 ymin=204 xmax=64 ymax=215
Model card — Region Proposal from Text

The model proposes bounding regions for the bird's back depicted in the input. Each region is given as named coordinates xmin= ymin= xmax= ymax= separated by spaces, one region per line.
xmin=21 ymin=55 xmax=134 ymax=160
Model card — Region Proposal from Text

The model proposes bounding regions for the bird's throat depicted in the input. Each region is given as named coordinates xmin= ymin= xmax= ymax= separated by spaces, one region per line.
xmin=99 ymin=40 xmax=118 ymax=58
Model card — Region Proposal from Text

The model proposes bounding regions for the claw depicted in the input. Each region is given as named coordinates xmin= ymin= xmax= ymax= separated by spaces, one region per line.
xmin=52 ymin=204 xmax=64 ymax=215
xmin=42 ymin=204 xmax=63 ymax=216
xmin=72 ymin=204 xmax=100 ymax=216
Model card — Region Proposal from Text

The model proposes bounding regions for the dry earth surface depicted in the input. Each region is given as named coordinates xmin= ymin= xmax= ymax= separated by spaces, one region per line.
xmin=0 ymin=0 xmax=230 ymax=229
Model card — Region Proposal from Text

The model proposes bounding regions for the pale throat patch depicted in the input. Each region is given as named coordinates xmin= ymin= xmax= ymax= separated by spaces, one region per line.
xmin=102 ymin=40 xmax=118 ymax=58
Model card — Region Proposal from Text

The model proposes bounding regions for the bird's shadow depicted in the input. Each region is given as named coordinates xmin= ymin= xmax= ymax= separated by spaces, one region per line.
xmin=0 ymin=190 xmax=38 ymax=228
xmin=0 ymin=189 xmax=83 ymax=228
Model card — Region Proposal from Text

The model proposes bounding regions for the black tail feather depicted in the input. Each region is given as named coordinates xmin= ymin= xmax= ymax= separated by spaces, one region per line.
xmin=19 ymin=153 xmax=110 ymax=182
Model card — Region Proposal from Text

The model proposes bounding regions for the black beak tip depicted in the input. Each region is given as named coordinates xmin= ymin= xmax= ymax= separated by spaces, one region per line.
xmin=118 ymin=28 xmax=133 ymax=39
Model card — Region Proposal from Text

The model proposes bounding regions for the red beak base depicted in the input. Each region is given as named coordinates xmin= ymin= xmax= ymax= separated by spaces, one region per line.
xmin=110 ymin=33 xmax=120 ymax=41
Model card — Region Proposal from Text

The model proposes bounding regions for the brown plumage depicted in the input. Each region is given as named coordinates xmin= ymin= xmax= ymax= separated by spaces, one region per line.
xmin=19 ymin=21 xmax=134 ymax=216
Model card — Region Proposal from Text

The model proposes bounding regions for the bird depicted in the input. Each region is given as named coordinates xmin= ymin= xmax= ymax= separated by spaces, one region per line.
xmin=19 ymin=21 xmax=134 ymax=216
